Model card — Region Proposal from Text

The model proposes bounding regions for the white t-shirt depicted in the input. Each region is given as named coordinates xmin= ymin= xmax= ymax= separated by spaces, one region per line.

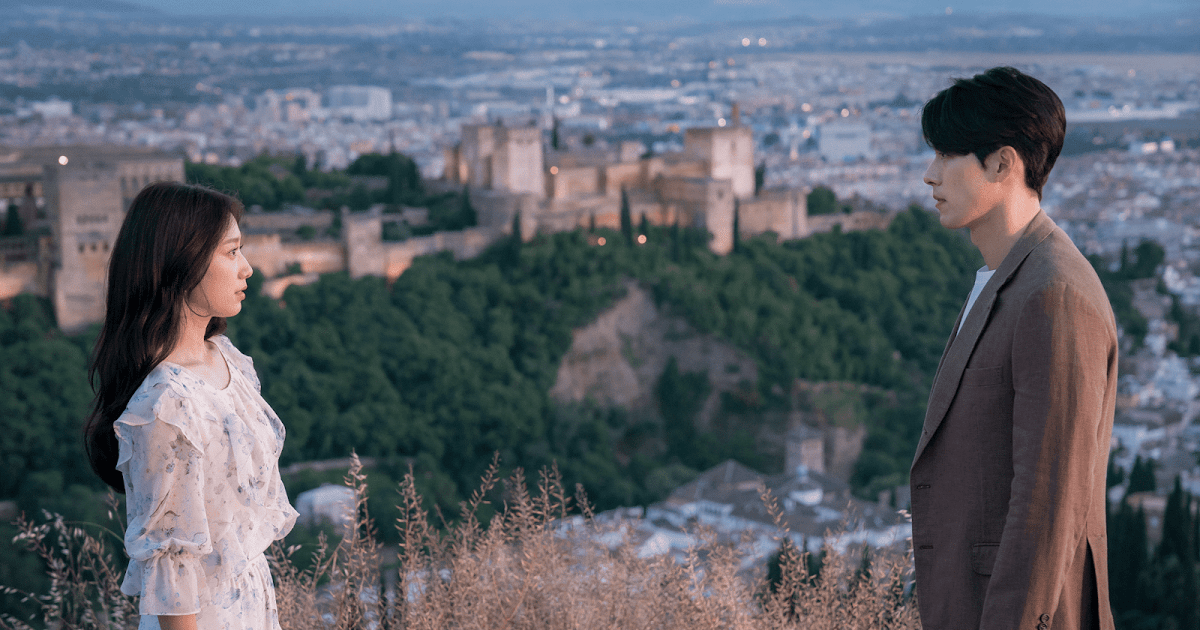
xmin=958 ymin=265 xmax=997 ymax=335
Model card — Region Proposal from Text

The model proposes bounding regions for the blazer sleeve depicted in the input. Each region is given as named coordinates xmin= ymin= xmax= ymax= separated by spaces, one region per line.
xmin=980 ymin=280 xmax=1115 ymax=628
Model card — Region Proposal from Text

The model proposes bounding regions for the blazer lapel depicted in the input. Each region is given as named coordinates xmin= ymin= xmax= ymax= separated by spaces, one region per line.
xmin=912 ymin=211 xmax=1059 ymax=464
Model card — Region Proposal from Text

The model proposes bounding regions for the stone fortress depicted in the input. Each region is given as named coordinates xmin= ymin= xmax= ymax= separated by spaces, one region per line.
xmin=0 ymin=115 xmax=890 ymax=333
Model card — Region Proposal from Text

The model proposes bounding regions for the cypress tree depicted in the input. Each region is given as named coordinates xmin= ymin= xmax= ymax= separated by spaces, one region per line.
xmin=458 ymin=185 xmax=477 ymax=228
xmin=1160 ymin=476 xmax=1192 ymax=561
xmin=1107 ymin=458 xmax=1126 ymax=488
xmin=2 ymin=205 xmax=22 ymax=236
xmin=1128 ymin=455 xmax=1158 ymax=494
xmin=1158 ymin=478 xmax=1200 ymax=628
xmin=620 ymin=187 xmax=633 ymax=245
xmin=732 ymin=199 xmax=741 ymax=254
xmin=1109 ymin=499 xmax=1148 ymax=614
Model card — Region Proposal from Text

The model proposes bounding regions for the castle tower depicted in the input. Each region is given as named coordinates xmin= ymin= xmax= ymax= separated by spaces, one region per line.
xmin=684 ymin=126 xmax=755 ymax=199
xmin=492 ymin=126 xmax=545 ymax=198
xmin=460 ymin=124 xmax=495 ymax=189
xmin=45 ymin=159 xmax=125 ymax=333
xmin=458 ymin=124 xmax=545 ymax=199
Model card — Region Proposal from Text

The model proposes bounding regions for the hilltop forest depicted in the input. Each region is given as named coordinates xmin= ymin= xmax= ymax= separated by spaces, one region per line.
xmin=0 ymin=173 xmax=989 ymax=601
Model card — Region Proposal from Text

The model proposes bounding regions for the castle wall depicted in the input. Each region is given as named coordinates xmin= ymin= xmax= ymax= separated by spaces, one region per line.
xmin=380 ymin=226 xmax=505 ymax=280
xmin=116 ymin=159 xmax=185 ymax=210
xmin=241 ymin=233 xmax=345 ymax=277
xmin=739 ymin=189 xmax=809 ymax=241
xmin=549 ymin=166 xmax=600 ymax=199
xmin=241 ymin=210 xmax=334 ymax=234
xmin=807 ymin=211 xmax=893 ymax=235
xmin=603 ymin=162 xmax=641 ymax=197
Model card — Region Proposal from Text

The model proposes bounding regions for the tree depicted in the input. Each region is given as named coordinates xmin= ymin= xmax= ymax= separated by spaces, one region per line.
xmin=1108 ymin=499 xmax=1148 ymax=614
xmin=1158 ymin=476 xmax=1194 ymax=562
xmin=1128 ymin=455 xmax=1157 ymax=493
xmin=731 ymin=200 xmax=741 ymax=254
xmin=3 ymin=205 xmax=22 ymax=236
xmin=457 ymin=186 xmax=477 ymax=229
xmin=806 ymin=185 xmax=838 ymax=216
xmin=620 ymin=187 xmax=633 ymax=245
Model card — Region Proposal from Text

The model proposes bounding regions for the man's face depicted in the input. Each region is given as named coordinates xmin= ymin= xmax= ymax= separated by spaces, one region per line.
xmin=923 ymin=150 xmax=1003 ymax=231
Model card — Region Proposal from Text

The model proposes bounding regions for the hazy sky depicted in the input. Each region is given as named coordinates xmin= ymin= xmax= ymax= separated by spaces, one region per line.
xmin=124 ymin=0 xmax=1197 ymax=20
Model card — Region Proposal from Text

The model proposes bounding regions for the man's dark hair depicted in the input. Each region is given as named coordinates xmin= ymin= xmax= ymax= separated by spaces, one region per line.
xmin=921 ymin=66 xmax=1065 ymax=199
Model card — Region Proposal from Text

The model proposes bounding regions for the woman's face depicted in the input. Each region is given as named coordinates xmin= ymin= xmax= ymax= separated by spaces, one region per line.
xmin=188 ymin=216 xmax=252 ymax=319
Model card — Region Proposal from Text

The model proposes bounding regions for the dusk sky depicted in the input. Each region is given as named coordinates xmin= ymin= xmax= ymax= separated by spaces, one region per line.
xmin=121 ymin=0 xmax=1197 ymax=20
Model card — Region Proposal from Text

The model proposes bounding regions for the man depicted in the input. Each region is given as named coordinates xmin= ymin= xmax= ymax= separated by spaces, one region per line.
xmin=910 ymin=66 xmax=1117 ymax=630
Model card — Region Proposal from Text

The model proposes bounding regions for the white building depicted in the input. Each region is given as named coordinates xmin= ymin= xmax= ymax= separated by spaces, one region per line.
xmin=326 ymin=85 xmax=393 ymax=121
xmin=818 ymin=122 xmax=873 ymax=162
xmin=295 ymin=484 xmax=355 ymax=535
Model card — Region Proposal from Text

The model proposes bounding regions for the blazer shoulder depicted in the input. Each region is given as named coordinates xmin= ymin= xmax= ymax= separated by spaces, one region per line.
xmin=1011 ymin=227 xmax=1110 ymax=310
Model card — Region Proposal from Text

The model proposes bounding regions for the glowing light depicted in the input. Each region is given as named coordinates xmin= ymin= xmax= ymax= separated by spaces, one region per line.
xmin=758 ymin=38 xmax=767 ymax=46
xmin=637 ymin=234 xmax=647 ymax=244
xmin=945 ymin=6 xmax=952 ymax=14
xmin=841 ymin=108 xmax=850 ymax=117
xmin=801 ymin=103 xmax=812 ymax=112
xmin=742 ymin=38 xmax=751 ymax=47
xmin=718 ymin=118 xmax=727 ymax=127
xmin=597 ymin=237 xmax=606 ymax=246
xmin=670 ymin=79 xmax=681 ymax=88
xmin=550 ymin=166 xmax=559 ymax=175
xmin=558 ymin=95 xmax=570 ymax=104
xmin=58 ymin=155 xmax=68 ymax=165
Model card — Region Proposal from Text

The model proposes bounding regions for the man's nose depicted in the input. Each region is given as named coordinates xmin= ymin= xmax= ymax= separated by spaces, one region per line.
xmin=923 ymin=162 xmax=938 ymax=186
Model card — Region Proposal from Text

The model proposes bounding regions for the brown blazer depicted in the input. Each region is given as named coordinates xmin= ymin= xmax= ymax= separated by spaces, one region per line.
xmin=910 ymin=211 xmax=1117 ymax=630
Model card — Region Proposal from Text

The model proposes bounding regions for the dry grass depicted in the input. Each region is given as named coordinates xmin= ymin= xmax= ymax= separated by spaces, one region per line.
xmin=3 ymin=453 xmax=921 ymax=629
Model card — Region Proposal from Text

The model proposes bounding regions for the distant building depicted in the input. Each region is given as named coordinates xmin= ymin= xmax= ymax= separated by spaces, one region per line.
xmin=29 ymin=98 xmax=72 ymax=119
xmin=818 ymin=121 xmax=874 ymax=162
xmin=0 ymin=145 xmax=183 ymax=332
xmin=255 ymin=88 xmax=321 ymax=124
xmin=443 ymin=119 xmax=803 ymax=255
xmin=326 ymin=85 xmax=392 ymax=121
xmin=295 ymin=484 xmax=355 ymax=535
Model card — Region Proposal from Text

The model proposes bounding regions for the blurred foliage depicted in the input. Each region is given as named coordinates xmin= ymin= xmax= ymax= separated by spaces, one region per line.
xmin=186 ymin=153 xmax=473 ymax=234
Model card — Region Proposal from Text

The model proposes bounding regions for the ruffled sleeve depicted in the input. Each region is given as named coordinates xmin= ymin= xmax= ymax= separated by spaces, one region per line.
xmin=115 ymin=384 xmax=212 ymax=616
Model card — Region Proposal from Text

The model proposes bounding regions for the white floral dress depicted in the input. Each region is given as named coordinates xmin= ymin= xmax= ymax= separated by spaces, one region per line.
xmin=115 ymin=335 xmax=299 ymax=630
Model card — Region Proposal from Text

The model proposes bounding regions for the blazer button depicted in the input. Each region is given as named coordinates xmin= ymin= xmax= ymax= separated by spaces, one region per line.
xmin=1037 ymin=624 xmax=1047 ymax=630
xmin=1040 ymin=614 xmax=1050 ymax=622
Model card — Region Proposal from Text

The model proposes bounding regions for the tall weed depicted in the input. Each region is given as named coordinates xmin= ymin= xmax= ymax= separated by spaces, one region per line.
xmin=4 ymin=453 xmax=920 ymax=629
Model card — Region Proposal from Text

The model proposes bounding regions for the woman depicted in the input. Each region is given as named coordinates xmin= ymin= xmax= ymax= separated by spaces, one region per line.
xmin=84 ymin=181 xmax=298 ymax=630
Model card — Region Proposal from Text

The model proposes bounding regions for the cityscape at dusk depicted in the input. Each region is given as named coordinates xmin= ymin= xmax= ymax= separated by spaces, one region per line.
xmin=1 ymin=0 xmax=1199 ymax=627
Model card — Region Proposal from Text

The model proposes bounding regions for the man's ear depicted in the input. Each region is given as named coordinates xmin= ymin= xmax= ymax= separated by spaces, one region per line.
xmin=987 ymin=146 xmax=1022 ymax=184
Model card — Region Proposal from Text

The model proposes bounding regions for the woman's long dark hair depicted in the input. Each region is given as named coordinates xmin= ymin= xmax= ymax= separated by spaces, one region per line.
xmin=84 ymin=181 xmax=244 ymax=492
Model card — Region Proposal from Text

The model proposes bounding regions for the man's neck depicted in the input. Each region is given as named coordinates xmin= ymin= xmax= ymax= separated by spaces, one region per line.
xmin=969 ymin=195 xmax=1042 ymax=270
